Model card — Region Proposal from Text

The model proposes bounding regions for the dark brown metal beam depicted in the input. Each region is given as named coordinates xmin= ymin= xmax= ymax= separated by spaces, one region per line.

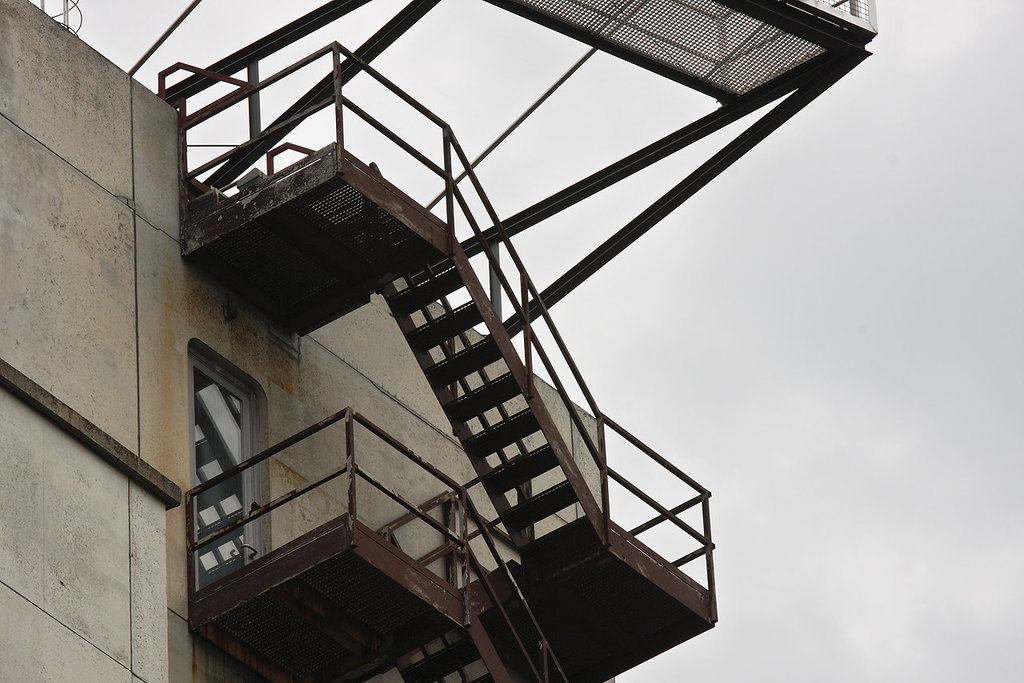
xmin=203 ymin=0 xmax=441 ymax=189
xmin=503 ymin=53 xmax=866 ymax=335
xmin=461 ymin=51 xmax=838 ymax=262
xmin=163 ymin=0 xmax=373 ymax=102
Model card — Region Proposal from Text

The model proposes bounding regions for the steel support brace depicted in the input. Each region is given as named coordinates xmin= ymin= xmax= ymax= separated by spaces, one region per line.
xmin=462 ymin=52 xmax=838 ymax=262
xmin=203 ymin=0 xmax=442 ymax=189
xmin=504 ymin=54 xmax=867 ymax=335
xmin=163 ymin=0 xmax=373 ymax=102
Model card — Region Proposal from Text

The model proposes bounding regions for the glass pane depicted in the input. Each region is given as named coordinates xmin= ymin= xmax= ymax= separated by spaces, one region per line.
xmin=193 ymin=367 xmax=248 ymax=588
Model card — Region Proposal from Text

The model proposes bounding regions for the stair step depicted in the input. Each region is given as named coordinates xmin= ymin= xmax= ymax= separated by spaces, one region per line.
xmin=407 ymin=302 xmax=483 ymax=351
xmin=464 ymin=410 xmax=540 ymax=459
xmin=444 ymin=373 xmax=522 ymax=423
xmin=504 ymin=481 xmax=578 ymax=531
xmin=425 ymin=338 xmax=502 ymax=387
xmin=482 ymin=445 xmax=559 ymax=493
xmin=468 ymin=675 xmax=494 ymax=683
xmin=402 ymin=637 xmax=478 ymax=682
xmin=387 ymin=266 xmax=463 ymax=316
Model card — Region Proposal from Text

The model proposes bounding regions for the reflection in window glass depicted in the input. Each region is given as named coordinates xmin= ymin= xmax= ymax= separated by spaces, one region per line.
xmin=192 ymin=364 xmax=256 ymax=588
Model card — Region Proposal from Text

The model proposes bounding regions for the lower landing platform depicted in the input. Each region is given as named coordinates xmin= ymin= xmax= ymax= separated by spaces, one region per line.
xmin=518 ymin=519 xmax=716 ymax=682
xmin=190 ymin=515 xmax=464 ymax=683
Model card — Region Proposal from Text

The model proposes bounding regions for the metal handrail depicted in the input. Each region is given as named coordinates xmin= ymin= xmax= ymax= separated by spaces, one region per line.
xmin=185 ymin=405 xmax=567 ymax=681
xmin=174 ymin=40 xmax=715 ymax=600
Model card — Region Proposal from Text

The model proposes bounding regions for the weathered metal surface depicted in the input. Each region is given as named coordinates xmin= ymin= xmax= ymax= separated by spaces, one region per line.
xmin=180 ymin=148 xmax=448 ymax=334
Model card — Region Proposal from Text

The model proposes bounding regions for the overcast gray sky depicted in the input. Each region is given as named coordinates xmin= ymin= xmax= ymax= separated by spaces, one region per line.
xmin=69 ymin=0 xmax=1024 ymax=680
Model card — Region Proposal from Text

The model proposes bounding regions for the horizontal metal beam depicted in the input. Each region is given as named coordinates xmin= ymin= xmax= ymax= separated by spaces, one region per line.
xmin=720 ymin=0 xmax=875 ymax=52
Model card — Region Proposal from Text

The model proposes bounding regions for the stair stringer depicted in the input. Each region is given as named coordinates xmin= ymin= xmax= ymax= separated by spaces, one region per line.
xmin=385 ymin=240 xmax=606 ymax=553
xmin=447 ymin=243 xmax=605 ymax=542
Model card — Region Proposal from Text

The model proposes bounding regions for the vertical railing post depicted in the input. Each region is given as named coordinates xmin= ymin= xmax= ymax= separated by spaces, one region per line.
xmin=332 ymin=44 xmax=345 ymax=155
xmin=522 ymin=272 xmax=533 ymax=399
xmin=598 ymin=414 xmax=610 ymax=543
xmin=346 ymin=408 xmax=356 ymax=531
xmin=460 ymin=489 xmax=470 ymax=626
xmin=177 ymin=100 xmax=190 ymax=220
xmin=185 ymin=489 xmax=196 ymax=606
xmin=489 ymin=241 xmax=502 ymax=318
xmin=443 ymin=127 xmax=455 ymax=254
xmin=246 ymin=58 xmax=261 ymax=146
xmin=702 ymin=494 xmax=717 ymax=622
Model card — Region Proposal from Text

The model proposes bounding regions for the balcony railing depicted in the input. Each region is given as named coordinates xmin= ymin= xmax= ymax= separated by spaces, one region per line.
xmin=165 ymin=39 xmax=715 ymax=600
xmin=185 ymin=406 xmax=567 ymax=681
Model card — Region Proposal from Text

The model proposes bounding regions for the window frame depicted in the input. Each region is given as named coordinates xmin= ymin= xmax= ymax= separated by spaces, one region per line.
xmin=188 ymin=344 xmax=265 ymax=589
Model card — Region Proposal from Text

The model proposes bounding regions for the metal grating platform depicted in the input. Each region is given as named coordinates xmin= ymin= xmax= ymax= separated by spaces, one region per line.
xmin=182 ymin=148 xmax=451 ymax=335
xmin=517 ymin=518 xmax=715 ymax=682
xmin=501 ymin=0 xmax=824 ymax=97
xmin=190 ymin=516 xmax=465 ymax=682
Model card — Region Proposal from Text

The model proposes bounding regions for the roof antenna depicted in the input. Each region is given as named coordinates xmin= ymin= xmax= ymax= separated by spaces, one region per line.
xmin=40 ymin=0 xmax=83 ymax=34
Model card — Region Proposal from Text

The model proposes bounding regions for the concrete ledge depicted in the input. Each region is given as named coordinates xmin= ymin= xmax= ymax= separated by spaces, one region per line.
xmin=0 ymin=357 xmax=181 ymax=509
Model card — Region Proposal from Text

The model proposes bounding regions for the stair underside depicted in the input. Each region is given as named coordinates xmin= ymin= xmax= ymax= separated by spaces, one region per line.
xmin=181 ymin=147 xmax=449 ymax=334
xmin=516 ymin=519 xmax=716 ymax=682
xmin=190 ymin=515 xmax=463 ymax=681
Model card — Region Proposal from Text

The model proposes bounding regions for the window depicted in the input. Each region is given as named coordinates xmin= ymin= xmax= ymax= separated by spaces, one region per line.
xmin=189 ymin=349 xmax=262 ymax=589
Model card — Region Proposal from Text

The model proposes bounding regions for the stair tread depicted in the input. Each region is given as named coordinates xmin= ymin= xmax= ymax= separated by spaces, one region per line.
xmin=407 ymin=301 xmax=483 ymax=351
xmin=464 ymin=409 xmax=541 ymax=458
xmin=482 ymin=444 xmax=559 ymax=493
xmin=387 ymin=266 xmax=462 ymax=316
xmin=504 ymin=480 xmax=578 ymax=531
xmin=402 ymin=637 xmax=478 ymax=682
xmin=444 ymin=372 xmax=522 ymax=423
xmin=425 ymin=338 xmax=503 ymax=387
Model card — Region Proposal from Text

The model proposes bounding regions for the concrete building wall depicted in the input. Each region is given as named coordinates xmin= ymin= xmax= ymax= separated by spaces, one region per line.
xmin=1 ymin=2 xmax=606 ymax=680
xmin=0 ymin=2 xmax=175 ymax=681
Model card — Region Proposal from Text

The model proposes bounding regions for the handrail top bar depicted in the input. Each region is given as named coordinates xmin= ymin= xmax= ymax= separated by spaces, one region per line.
xmin=170 ymin=41 xmax=449 ymax=131
xmin=188 ymin=408 xmax=350 ymax=497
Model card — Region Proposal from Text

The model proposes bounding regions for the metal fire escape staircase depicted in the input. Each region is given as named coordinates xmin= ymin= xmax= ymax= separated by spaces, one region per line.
xmin=162 ymin=1 xmax=875 ymax=679
xmin=165 ymin=42 xmax=716 ymax=682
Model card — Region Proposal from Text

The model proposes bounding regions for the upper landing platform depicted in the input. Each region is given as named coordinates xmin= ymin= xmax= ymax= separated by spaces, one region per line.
xmin=487 ymin=0 xmax=877 ymax=100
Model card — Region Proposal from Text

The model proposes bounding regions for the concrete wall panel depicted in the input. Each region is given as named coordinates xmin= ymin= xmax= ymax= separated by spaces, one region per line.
xmin=0 ymin=387 xmax=131 ymax=667
xmin=0 ymin=113 xmax=139 ymax=449
xmin=0 ymin=0 xmax=132 ymax=199
xmin=132 ymin=80 xmax=180 ymax=240
xmin=131 ymin=480 xmax=170 ymax=683
xmin=0 ymin=582 xmax=132 ymax=683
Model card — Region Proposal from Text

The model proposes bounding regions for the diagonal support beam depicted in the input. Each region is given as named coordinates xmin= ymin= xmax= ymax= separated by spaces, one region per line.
xmin=461 ymin=52 xmax=840 ymax=261
xmin=163 ymin=0 xmax=373 ymax=102
xmin=203 ymin=0 xmax=441 ymax=189
xmin=503 ymin=53 xmax=867 ymax=336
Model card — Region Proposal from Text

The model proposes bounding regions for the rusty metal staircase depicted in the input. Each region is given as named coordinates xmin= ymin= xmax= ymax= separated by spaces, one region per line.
xmin=168 ymin=38 xmax=717 ymax=683
xmin=383 ymin=253 xmax=605 ymax=557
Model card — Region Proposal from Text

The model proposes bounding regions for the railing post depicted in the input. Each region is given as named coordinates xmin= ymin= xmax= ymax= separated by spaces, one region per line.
xmin=702 ymin=494 xmax=717 ymax=622
xmin=332 ymin=44 xmax=344 ymax=155
xmin=185 ymin=489 xmax=196 ymax=608
xmin=177 ymin=100 xmax=190 ymax=220
xmin=247 ymin=58 xmax=261 ymax=144
xmin=522 ymin=272 xmax=533 ymax=399
xmin=346 ymin=408 xmax=356 ymax=531
xmin=598 ymin=414 xmax=610 ymax=544
xmin=460 ymin=489 xmax=470 ymax=626
xmin=443 ymin=127 xmax=455 ymax=254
